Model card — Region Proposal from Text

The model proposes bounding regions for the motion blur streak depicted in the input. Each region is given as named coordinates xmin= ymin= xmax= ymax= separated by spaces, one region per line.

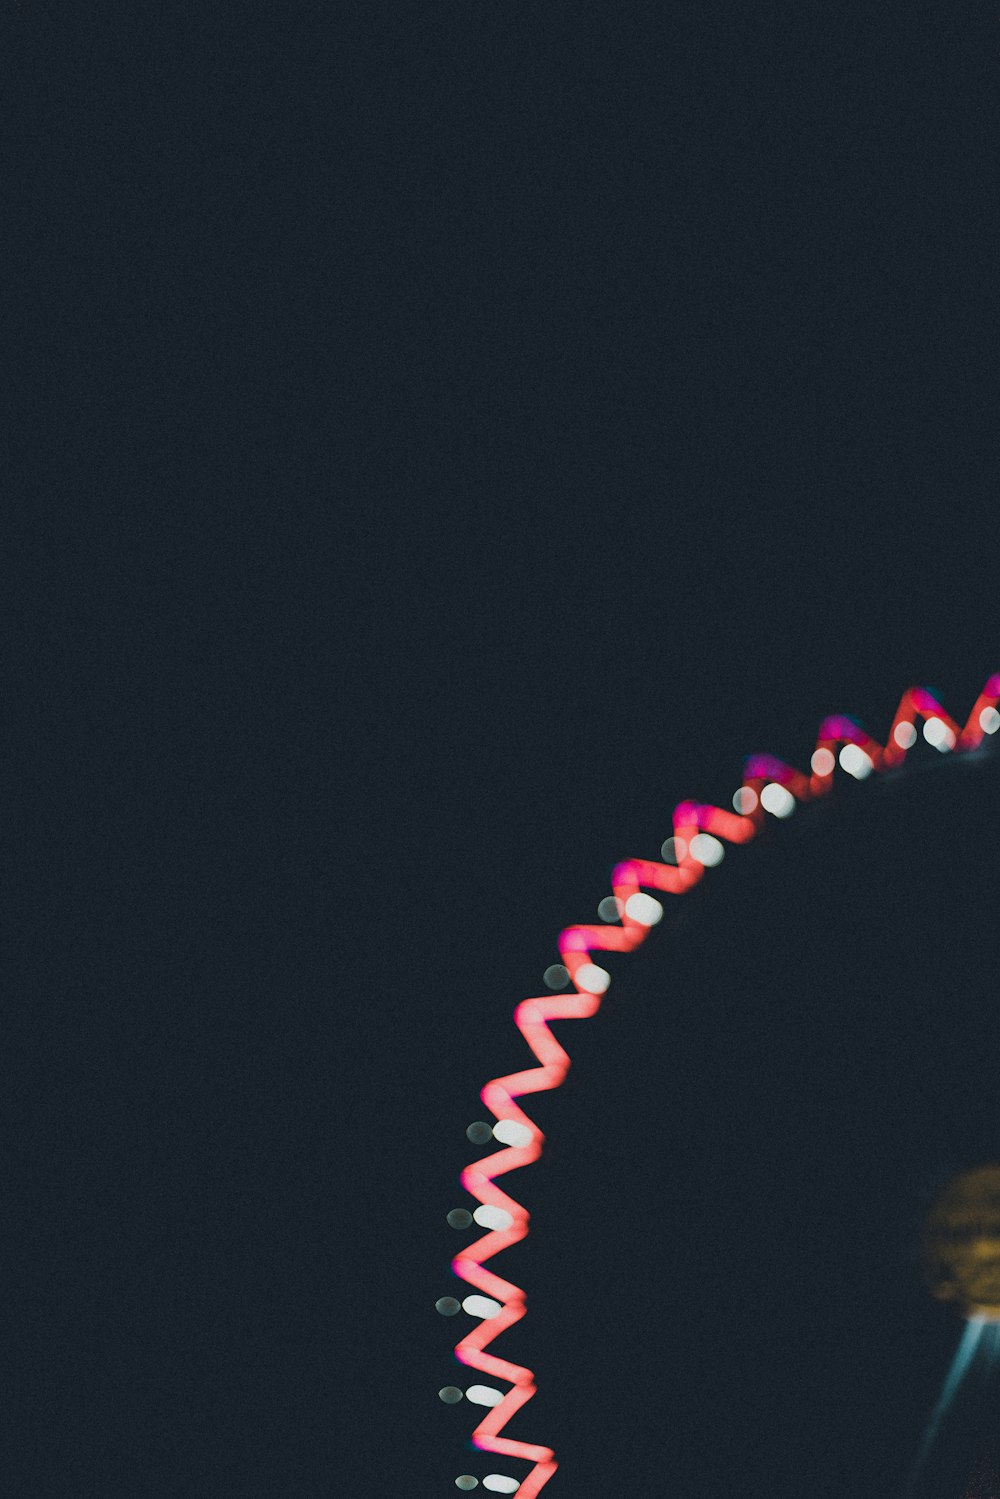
xmin=450 ymin=678 xmax=1000 ymax=1496
xmin=905 ymin=1320 xmax=1000 ymax=1496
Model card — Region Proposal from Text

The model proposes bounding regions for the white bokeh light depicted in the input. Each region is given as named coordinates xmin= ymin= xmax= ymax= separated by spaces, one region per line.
xmin=689 ymin=833 xmax=725 ymax=866
xmin=924 ymin=716 xmax=955 ymax=751
xmin=760 ymin=782 xmax=795 ymax=817
xmin=810 ymin=748 xmax=835 ymax=776
xmin=893 ymin=721 xmax=918 ymax=749
xmin=466 ymin=1385 xmax=505 ymax=1407
xmin=732 ymin=787 xmax=758 ymax=814
xmin=839 ymin=743 xmax=873 ymax=779
xmin=660 ymin=835 xmax=687 ymax=863
xmin=980 ymin=706 xmax=1000 ymax=735
xmin=624 ymin=892 xmax=663 ymax=925
xmin=483 ymin=1478 xmax=520 ymax=1494
xmin=492 ymin=1119 xmax=534 ymax=1148
xmin=462 ymin=1294 xmax=503 ymax=1318
xmin=473 ymin=1204 xmax=513 ymax=1231
xmin=575 ymin=962 xmax=610 ymax=994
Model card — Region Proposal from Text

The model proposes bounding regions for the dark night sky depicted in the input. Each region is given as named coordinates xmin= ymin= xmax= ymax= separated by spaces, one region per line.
xmin=5 ymin=3 xmax=1000 ymax=1496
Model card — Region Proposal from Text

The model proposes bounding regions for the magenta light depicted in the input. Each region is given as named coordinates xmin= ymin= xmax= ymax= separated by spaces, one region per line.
xmin=447 ymin=677 xmax=1000 ymax=1495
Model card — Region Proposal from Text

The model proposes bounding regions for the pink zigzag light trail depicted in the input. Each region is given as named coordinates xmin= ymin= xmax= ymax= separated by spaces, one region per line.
xmin=449 ymin=676 xmax=1000 ymax=1497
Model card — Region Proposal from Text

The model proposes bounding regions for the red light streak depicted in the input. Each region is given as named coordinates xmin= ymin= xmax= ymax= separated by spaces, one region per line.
xmin=449 ymin=677 xmax=1000 ymax=1495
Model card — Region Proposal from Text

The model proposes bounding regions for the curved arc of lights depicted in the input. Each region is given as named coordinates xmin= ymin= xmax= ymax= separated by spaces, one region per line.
xmin=449 ymin=676 xmax=1000 ymax=1497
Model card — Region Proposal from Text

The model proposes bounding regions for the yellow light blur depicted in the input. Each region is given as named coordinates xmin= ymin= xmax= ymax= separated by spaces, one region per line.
xmin=922 ymin=1166 xmax=1000 ymax=1321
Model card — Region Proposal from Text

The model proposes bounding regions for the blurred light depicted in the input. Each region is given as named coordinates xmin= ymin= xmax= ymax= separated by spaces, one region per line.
xmin=449 ymin=673 xmax=1000 ymax=1485
xmin=760 ymin=782 xmax=795 ymax=817
xmin=483 ymin=1478 xmax=520 ymax=1494
xmin=689 ymin=833 xmax=724 ymax=866
xmin=436 ymin=1297 xmax=461 ymax=1316
xmin=455 ymin=1479 xmax=479 ymax=1492
xmin=924 ymin=716 xmax=956 ymax=751
xmin=839 ymin=743 xmax=873 ymax=779
xmin=439 ymin=1386 xmax=464 ymax=1403
xmin=810 ymin=748 xmax=835 ymax=776
xmin=923 ymin=1166 xmax=1000 ymax=1320
xmin=893 ymin=721 xmax=917 ymax=749
xmin=473 ymin=1204 xmax=513 ymax=1231
xmin=466 ymin=1385 xmax=505 ymax=1407
xmin=906 ymin=1318 xmax=987 ymax=1490
xmin=466 ymin=1122 xmax=494 ymax=1145
xmin=624 ymin=892 xmax=663 ymax=925
xmin=492 ymin=1119 xmax=533 ymax=1148
xmin=597 ymin=896 xmax=623 ymax=921
xmin=447 ymin=1209 xmax=473 ymax=1229
xmin=463 ymin=1294 xmax=503 ymax=1318
xmin=576 ymin=962 xmax=610 ymax=994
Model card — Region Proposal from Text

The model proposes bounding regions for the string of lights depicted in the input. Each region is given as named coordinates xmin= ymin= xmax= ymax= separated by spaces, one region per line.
xmin=439 ymin=677 xmax=1000 ymax=1496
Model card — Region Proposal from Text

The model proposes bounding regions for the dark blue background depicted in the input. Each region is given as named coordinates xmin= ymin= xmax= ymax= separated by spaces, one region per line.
xmin=5 ymin=1 xmax=1000 ymax=1494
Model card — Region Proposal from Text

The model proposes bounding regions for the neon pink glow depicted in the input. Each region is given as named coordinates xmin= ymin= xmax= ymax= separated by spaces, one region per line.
xmin=449 ymin=679 xmax=1000 ymax=1494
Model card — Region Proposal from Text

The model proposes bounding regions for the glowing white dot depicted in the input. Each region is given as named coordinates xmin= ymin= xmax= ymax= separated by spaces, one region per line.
xmin=576 ymin=962 xmax=610 ymax=994
xmin=624 ymin=892 xmax=663 ymax=925
xmin=455 ymin=1479 xmax=479 ymax=1492
xmin=466 ymin=1121 xmax=493 ymax=1144
xmin=732 ymin=787 xmax=758 ymax=814
xmin=483 ymin=1478 xmax=520 ymax=1494
xmin=688 ymin=833 xmax=725 ymax=867
xmin=660 ymin=836 xmax=687 ymax=863
xmin=473 ymin=1204 xmax=513 ymax=1231
xmin=597 ymin=896 xmax=623 ymax=921
xmin=893 ymin=721 xmax=917 ymax=749
xmin=439 ymin=1386 xmax=464 ymax=1403
xmin=810 ymin=748 xmax=835 ymax=776
xmin=839 ymin=743 xmax=873 ymax=779
xmin=924 ymin=716 xmax=955 ymax=751
xmin=760 ymin=782 xmax=795 ymax=817
xmin=462 ymin=1294 xmax=503 ymax=1318
xmin=466 ymin=1384 xmax=505 ymax=1408
xmin=492 ymin=1119 xmax=534 ymax=1148
xmin=436 ymin=1297 xmax=461 ymax=1316
xmin=980 ymin=706 xmax=1000 ymax=735
xmin=447 ymin=1208 xmax=473 ymax=1229
xmin=542 ymin=964 xmax=569 ymax=989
